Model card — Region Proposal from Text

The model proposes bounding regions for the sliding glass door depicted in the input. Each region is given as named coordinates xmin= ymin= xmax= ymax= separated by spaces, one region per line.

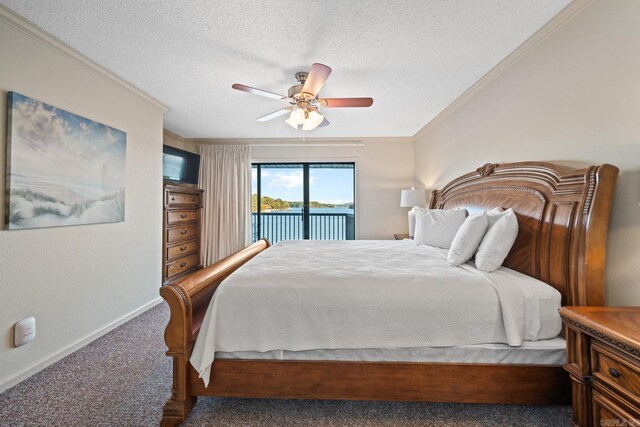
xmin=252 ymin=164 xmax=305 ymax=242
xmin=252 ymin=163 xmax=355 ymax=244
xmin=308 ymin=164 xmax=355 ymax=241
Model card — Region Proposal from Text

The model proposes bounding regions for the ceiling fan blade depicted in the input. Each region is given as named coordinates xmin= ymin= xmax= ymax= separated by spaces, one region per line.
xmin=301 ymin=63 xmax=332 ymax=98
xmin=320 ymin=97 xmax=374 ymax=108
xmin=256 ymin=108 xmax=292 ymax=122
xmin=232 ymin=83 xmax=285 ymax=100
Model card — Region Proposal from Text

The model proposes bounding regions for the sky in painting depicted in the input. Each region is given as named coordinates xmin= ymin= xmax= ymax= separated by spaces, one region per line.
xmin=8 ymin=92 xmax=126 ymax=195
xmin=252 ymin=166 xmax=354 ymax=205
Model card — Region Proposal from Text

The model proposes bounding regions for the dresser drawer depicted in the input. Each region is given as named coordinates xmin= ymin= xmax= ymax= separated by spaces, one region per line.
xmin=166 ymin=240 xmax=198 ymax=261
xmin=593 ymin=389 xmax=640 ymax=427
xmin=167 ymin=210 xmax=198 ymax=225
xmin=167 ymin=225 xmax=198 ymax=243
xmin=165 ymin=190 xmax=200 ymax=207
xmin=592 ymin=342 xmax=640 ymax=405
xmin=166 ymin=254 xmax=199 ymax=279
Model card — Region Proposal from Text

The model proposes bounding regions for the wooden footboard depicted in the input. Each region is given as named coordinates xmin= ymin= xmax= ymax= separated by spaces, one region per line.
xmin=159 ymin=238 xmax=271 ymax=426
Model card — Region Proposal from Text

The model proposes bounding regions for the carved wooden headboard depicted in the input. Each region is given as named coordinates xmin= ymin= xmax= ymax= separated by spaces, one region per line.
xmin=429 ymin=162 xmax=618 ymax=306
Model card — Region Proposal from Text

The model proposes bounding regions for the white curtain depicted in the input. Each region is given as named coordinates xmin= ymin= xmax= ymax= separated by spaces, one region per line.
xmin=198 ymin=144 xmax=252 ymax=266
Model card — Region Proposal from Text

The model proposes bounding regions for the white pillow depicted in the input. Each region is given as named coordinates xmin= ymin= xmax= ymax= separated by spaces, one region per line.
xmin=447 ymin=211 xmax=489 ymax=266
xmin=486 ymin=207 xmax=504 ymax=227
xmin=414 ymin=209 xmax=467 ymax=249
xmin=475 ymin=208 xmax=518 ymax=272
xmin=408 ymin=206 xmax=429 ymax=238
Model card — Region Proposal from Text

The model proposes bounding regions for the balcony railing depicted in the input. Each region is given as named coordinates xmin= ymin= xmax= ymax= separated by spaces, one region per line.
xmin=252 ymin=212 xmax=355 ymax=244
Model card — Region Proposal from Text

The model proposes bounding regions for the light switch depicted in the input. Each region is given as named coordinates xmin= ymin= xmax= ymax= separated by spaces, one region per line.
xmin=14 ymin=317 xmax=36 ymax=347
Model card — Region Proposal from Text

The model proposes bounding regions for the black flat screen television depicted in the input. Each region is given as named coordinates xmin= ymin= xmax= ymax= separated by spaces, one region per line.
xmin=163 ymin=145 xmax=200 ymax=185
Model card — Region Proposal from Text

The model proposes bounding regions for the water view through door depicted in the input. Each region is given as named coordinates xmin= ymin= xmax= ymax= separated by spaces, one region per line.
xmin=252 ymin=163 xmax=355 ymax=244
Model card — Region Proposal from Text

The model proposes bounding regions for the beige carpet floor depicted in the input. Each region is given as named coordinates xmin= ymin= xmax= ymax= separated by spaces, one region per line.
xmin=0 ymin=303 xmax=572 ymax=426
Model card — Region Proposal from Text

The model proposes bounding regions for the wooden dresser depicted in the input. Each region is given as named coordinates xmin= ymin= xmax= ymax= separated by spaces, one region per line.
xmin=560 ymin=306 xmax=640 ymax=427
xmin=162 ymin=184 xmax=204 ymax=284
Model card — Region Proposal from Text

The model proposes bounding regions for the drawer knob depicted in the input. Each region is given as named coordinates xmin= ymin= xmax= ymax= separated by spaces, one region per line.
xmin=609 ymin=368 xmax=621 ymax=378
xmin=171 ymin=197 xmax=175 ymax=201
xmin=180 ymin=230 xmax=187 ymax=235
xmin=179 ymin=262 xmax=187 ymax=268
xmin=180 ymin=245 xmax=188 ymax=251
xmin=180 ymin=214 xmax=188 ymax=219
xmin=190 ymin=198 xmax=195 ymax=202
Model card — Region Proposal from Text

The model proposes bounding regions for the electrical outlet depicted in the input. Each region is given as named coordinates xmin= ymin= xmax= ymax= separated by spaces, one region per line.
xmin=14 ymin=317 xmax=36 ymax=347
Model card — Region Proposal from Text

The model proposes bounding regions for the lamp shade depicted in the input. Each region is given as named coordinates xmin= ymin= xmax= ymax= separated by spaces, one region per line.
xmin=400 ymin=188 xmax=426 ymax=208
xmin=302 ymin=110 xmax=324 ymax=131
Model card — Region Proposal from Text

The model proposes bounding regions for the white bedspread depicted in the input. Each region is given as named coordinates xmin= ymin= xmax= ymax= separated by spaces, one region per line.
xmin=190 ymin=240 xmax=561 ymax=386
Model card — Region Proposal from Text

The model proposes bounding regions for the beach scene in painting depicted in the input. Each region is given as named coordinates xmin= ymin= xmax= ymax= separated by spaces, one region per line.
xmin=5 ymin=92 xmax=126 ymax=229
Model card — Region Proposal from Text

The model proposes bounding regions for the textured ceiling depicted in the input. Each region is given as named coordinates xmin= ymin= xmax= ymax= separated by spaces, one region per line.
xmin=1 ymin=1 xmax=571 ymax=139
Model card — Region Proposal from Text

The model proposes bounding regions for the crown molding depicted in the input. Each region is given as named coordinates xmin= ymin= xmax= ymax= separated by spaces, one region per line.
xmin=187 ymin=136 xmax=413 ymax=145
xmin=163 ymin=128 xmax=186 ymax=142
xmin=0 ymin=5 xmax=168 ymax=113
xmin=412 ymin=0 xmax=594 ymax=142
xmin=161 ymin=131 xmax=412 ymax=146
xmin=248 ymin=143 xmax=366 ymax=147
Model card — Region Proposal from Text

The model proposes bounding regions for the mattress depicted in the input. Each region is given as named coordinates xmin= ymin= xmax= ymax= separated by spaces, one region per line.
xmin=216 ymin=337 xmax=567 ymax=365
xmin=191 ymin=239 xmax=563 ymax=385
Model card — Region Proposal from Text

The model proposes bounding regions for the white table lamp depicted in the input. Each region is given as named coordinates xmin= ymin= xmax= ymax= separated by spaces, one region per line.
xmin=400 ymin=188 xmax=427 ymax=238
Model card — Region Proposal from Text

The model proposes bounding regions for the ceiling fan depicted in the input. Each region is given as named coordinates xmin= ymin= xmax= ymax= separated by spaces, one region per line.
xmin=232 ymin=63 xmax=373 ymax=131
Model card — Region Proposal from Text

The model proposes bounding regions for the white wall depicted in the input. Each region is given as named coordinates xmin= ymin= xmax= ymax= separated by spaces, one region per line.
xmin=193 ymin=139 xmax=415 ymax=239
xmin=0 ymin=10 xmax=165 ymax=391
xmin=414 ymin=0 xmax=640 ymax=306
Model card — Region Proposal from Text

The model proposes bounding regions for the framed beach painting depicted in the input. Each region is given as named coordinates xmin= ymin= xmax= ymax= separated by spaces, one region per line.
xmin=5 ymin=92 xmax=126 ymax=230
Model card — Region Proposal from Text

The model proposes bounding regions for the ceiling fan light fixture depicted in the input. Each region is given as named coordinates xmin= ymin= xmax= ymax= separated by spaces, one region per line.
xmin=285 ymin=115 xmax=299 ymax=129
xmin=285 ymin=107 xmax=308 ymax=129
xmin=293 ymin=108 xmax=306 ymax=123
xmin=304 ymin=110 xmax=324 ymax=131
xmin=308 ymin=110 xmax=324 ymax=128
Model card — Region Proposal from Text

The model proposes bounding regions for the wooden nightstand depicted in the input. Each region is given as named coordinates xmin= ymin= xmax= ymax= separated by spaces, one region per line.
xmin=394 ymin=234 xmax=410 ymax=240
xmin=560 ymin=306 xmax=640 ymax=427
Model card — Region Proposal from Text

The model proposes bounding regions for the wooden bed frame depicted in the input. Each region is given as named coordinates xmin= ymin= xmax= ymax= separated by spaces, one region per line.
xmin=159 ymin=161 xmax=618 ymax=426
